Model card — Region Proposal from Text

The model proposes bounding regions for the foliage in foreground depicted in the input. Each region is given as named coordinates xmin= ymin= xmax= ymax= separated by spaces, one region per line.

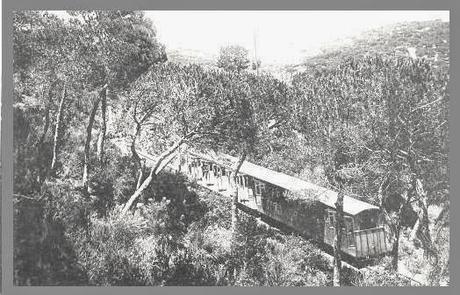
xmin=14 ymin=159 xmax=333 ymax=286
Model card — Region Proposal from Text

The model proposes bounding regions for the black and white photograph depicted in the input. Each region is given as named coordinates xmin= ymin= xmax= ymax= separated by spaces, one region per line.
xmin=11 ymin=10 xmax=449 ymax=287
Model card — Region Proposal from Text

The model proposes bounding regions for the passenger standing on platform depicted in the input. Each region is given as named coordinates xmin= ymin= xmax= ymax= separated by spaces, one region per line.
xmin=202 ymin=162 xmax=209 ymax=180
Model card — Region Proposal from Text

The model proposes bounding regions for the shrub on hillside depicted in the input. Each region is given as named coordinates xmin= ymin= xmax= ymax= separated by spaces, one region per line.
xmin=13 ymin=184 xmax=89 ymax=285
xmin=76 ymin=203 xmax=219 ymax=286
xmin=356 ymin=257 xmax=412 ymax=286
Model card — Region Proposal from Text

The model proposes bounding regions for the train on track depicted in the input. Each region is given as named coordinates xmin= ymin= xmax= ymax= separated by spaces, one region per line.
xmin=173 ymin=149 xmax=389 ymax=262
xmin=125 ymin=141 xmax=390 ymax=264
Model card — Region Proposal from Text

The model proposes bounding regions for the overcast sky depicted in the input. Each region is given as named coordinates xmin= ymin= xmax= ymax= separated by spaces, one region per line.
xmin=51 ymin=10 xmax=449 ymax=65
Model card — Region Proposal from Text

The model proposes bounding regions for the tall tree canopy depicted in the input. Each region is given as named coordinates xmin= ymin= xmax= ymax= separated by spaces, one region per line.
xmin=291 ymin=55 xmax=449 ymax=276
xmin=217 ymin=45 xmax=251 ymax=73
xmin=13 ymin=11 xmax=167 ymax=192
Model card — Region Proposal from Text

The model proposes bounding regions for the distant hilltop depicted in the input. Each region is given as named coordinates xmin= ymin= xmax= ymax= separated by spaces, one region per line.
xmin=288 ymin=19 xmax=449 ymax=74
xmin=166 ymin=19 xmax=449 ymax=80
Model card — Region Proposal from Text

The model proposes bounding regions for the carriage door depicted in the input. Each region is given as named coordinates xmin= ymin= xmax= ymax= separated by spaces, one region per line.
xmin=344 ymin=216 xmax=355 ymax=248
xmin=254 ymin=180 xmax=265 ymax=210
xmin=216 ymin=166 xmax=223 ymax=191
xmin=202 ymin=162 xmax=210 ymax=184
xmin=195 ymin=159 xmax=201 ymax=180
xmin=324 ymin=209 xmax=336 ymax=246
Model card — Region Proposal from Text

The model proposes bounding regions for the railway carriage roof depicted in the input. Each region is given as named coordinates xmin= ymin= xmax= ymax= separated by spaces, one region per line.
xmin=189 ymin=149 xmax=379 ymax=216
xmin=113 ymin=139 xmax=379 ymax=216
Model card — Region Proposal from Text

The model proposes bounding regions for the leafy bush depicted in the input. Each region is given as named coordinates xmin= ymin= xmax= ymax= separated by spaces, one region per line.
xmin=73 ymin=207 xmax=150 ymax=285
xmin=13 ymin=185 xmax=90 ymax=285
xmin=183 ymin=204 xmax=332 ymax=287
xmin=356 ymin=257 xmax=412 ymax=286
xmin=260 ymin=235 xmax=330 ymax=286
xmin=75 ymin=202 xmax=218 ymax=286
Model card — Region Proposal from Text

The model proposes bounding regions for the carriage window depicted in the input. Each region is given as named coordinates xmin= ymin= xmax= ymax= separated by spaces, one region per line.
xmin=369 ymin=216 xmax=375 ymax=225
xmin=345 ymin=216 xmax=354 ymax=233
xmin=327 ymin=211 xmax=336 ymax=225
xmin=275 ymin=203 xmax=282 ymax=215
xmin=255 ymin=181 xmax=261 ymax=195
xmin=203 ymin=163 xmax=210 ymax=174
xmin=276 ymin=189 xmax=282 ymax=199
xmin=255 ymin=181 xmax=265 ymax=195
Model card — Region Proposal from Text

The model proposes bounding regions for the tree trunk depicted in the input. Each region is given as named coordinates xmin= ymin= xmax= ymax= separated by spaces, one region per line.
xmin=38 ymin=103 xmax=50 ymax=148
xmin=121 ymin=166 xmax=156 ymax=215
xmin=121 ymin=133 xmax=194 ymax=215
xmin=37 ymin=80 xmax=58 ymax=147
xmin=96 ymin=87 xmax=107 ymax=162
xmin=231 ymin=152 xmax=247 ymax=251
xmin=411 ymin=180 xmax=435 ymax=260
xmin=434 ymin=203 xmax=449 ymax=230
xmin=133 ymin=139 xmax=145 ymax=191
xmin=409 ymin=218 xmax=421 ymax=242
xmin=231 ymin=192 xmax=238 ymax=243
xmin=82 ymin=89 xmax=104 ymax=192
xmin=391 ymin=167 xmax=418 ymax=271
xmin=130 ymin=123 xmax=143 ymax=189
xmin=392 ymin=226 xmax=401 ymax=271
xmin=136 ymin=166 xmax=145 ymax=190
xmin=36 ymin=103 xmax=51 ymax=184
xmin=390 ymin=192 xmax=409 ymax=272
xmin=51 ymin=82 xmax=67 ymax=171
xmin=333 ymin=189 xmax=344 ymax=287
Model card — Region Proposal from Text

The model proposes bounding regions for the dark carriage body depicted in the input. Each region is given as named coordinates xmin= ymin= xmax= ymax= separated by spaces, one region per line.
xmin=173 ymin=149 xmax=389 ymax=259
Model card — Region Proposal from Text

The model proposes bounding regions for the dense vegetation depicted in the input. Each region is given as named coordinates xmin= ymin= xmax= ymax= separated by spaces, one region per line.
xmin=13 ymin=11 xmax=449 ymax=286
xmin=298 ymin=20 xmax=449 ymax=73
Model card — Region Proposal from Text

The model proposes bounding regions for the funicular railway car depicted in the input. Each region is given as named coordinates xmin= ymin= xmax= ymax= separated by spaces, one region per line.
xmin=174 ymin=149 xmax=389 ymax=261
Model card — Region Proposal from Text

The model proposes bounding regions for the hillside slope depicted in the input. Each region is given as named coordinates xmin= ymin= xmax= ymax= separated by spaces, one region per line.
xmin=163 ymin=20 xmax=449 ymax=80
xmin=289 ymin=20 xmax=449 ymax=74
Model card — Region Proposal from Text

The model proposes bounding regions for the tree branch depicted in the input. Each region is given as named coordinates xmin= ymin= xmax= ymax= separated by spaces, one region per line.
xmin=121 ymin=131 xmax=197 ymax=215
xmin=411 ymin=96 xmax=445 ymax=114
